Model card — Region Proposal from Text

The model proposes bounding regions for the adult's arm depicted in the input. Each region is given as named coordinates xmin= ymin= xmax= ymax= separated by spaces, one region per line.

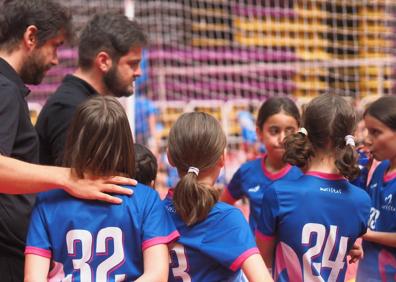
xmin=0 ymin=155 xmax=135 ymax=204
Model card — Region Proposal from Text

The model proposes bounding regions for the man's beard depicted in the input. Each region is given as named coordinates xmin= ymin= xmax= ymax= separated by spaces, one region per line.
xmin=103 ymin=66 xmax=134 ymax=98
xmin=20 ymin=52 xmax=49 ymax=85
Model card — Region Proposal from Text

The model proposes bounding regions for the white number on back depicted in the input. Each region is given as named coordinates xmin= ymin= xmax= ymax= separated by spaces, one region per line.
xmin=302 ymin=223 xmax=349 ymax=281
xmin=368 ymin=208 xmax=380 ymax=230
xmin=66 ymin=227 xmax=125 ymax=281
xmin=170 ymin=243 xmax=192 ymax=282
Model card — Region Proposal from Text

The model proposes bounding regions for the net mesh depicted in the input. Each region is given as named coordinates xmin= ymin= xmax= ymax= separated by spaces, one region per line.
xmin=133 ymin=0 xmax=396 ymax=101
xmin=24 ymin=0 xmax=396 ymax=104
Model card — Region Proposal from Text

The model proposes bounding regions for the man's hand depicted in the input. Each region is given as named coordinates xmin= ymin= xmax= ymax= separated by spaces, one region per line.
xmin=64 ymin=172 xmax=137 ymax=204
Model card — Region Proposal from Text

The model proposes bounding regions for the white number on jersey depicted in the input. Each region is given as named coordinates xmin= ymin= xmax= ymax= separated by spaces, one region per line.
xmin=302 ymin=223 xmax=349 ymax=281
xmin=169 ymin=243 xmax=192 ymax=282
xmin=66 ymin=227 xmax=126 ymax=281
xmin=368 ymin=207 xmax=380 ymax=230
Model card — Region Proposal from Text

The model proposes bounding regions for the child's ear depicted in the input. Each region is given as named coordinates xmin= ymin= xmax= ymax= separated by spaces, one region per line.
xmin=217 ymin=153 xmax=225 ymax=168
xmin=166 ymin=149 xmax=175 ymax=167
xmin=256 ymin=126 xmax=264 ymax=143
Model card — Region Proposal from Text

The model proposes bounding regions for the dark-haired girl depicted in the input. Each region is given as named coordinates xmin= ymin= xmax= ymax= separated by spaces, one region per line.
xmin=220 ymin=97 xmax=303 ymax=232
xmin=356 ymin=96 xmax=396 ymax=281
xmin=256 ymin=94 xmax=371 ymax=281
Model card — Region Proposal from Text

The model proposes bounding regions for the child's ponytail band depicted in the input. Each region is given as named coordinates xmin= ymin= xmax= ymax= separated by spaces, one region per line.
xmin=188 ymin=167 xmax=199 ymax=176
xmin=345 ymin=135 xmax=355 ymax=147
xmin=298 ymin=127 xmax=308 ymax=136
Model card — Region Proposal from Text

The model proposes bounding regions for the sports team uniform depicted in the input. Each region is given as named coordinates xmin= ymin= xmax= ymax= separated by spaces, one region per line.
xmin=257 ymin=171 xmax=371 ymax=282
xmin=164 ymin=191 xmax=259 ymax=282
xmin=25 ymin=184 xmax=179 ymax=281
xmin=357 ymin=160 xmax=396 ymax=281
xmin=224 ymin=154 xmax=302 ymax=231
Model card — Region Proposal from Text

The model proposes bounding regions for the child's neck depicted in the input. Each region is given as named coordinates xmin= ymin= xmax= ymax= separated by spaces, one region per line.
xmin=264 ymin=155 xmax=286 ymax=173
xmin=307 ymin=151 xmax=338 ymax=174
xmin=388 ymin=158 xmax=396 ymax=174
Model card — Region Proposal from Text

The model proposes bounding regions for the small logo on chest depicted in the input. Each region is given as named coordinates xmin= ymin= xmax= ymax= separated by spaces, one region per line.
xmin=248 ymin=185 xmax=260 ymax=193
xmin=385 ymin=195 xmax=393 ymax=205
xmin=382 ymin=194 xmax=396 ymax=212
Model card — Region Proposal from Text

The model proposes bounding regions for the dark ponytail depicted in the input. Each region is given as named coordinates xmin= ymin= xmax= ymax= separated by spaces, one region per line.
xmin=335 ymin=144 xmax=360 ymax=180
xmin=283 ymin=93 xmax=359 ymax=179
xmin=283 ymin=131 xmax=314 ymax=169
xmin=332 ymin=108 xmax=360 ymax=180
xmin=168 ymin=112 xmax=227 ymax=226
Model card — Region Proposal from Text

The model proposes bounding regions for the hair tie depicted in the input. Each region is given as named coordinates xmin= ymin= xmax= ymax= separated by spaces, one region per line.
xmin=187 ymin=166 xmax=199 ymax=176
xmin=345 ymin=135 xmax=355 ymax=147
xmin=298 ymin=127 xmax=308 ymax=136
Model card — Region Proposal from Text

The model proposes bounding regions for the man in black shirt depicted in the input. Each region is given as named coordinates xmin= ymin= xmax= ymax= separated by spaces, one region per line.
xmin=36 ymin=14 xmax=148 ymax=165
xmin=0 ymin=1 xmax=72 ymax=279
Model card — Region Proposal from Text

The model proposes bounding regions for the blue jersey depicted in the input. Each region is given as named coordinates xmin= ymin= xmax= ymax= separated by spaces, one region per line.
xmin=164 ymin=192 xmax=259 ymax=282
xmin=257 ymin=171 xmax=371 ymax=282
xmin=357 ymin=160 xmax=396 ymax=281
xmin=25 ymin=184 xmax=179 ymax=281
xmin=225 ymin=155 xmax=302 ymax=231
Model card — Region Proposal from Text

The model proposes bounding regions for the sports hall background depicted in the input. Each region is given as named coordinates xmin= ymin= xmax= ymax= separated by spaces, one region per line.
xmin=23 ymin=0 xmax=396 ymax=188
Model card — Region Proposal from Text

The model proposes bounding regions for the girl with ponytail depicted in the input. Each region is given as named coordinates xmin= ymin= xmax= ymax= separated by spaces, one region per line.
xmin=256 ymin=93 xmax=371 ymax=281
xmin=165 ymin=112 xmax=272 ymax=282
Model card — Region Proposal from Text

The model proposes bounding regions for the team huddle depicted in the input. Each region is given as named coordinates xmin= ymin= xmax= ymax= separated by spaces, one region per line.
xmin=1 ymin=0 xmax=396 ymax=281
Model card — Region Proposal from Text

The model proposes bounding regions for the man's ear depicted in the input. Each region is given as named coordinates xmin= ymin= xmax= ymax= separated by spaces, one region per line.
xmin=23 ymin=25 xmax=39 ymax=51
xmin=166 ymin=149 xmax=175 ymax=167
xmin=95 ymin=51 xmax=112 ymax=73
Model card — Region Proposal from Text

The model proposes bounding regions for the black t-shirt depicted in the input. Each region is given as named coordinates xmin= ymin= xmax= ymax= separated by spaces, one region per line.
xmin=0 ymin=58 xmax=37 ymax=259
xmin=36 ymin=74 xmax=98 ymax=165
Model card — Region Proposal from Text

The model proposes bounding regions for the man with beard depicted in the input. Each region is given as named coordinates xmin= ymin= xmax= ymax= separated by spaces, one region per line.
xmin=0 ymin=0 xmax=72 ymax=279
xmin=36 ymin=13 xmax=148 ymax=165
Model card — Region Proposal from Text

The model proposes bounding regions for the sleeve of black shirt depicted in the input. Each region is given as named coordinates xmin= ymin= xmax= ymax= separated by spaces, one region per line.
xmin=38 ymin=103 xmax=76 ymax=165
xmin=0 ymin=83 xmax=20 ymax=156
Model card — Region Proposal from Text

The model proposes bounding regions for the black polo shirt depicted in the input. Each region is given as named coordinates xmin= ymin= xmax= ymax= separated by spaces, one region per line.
xmin=36 ymin=74 xmax=98 ymax=165
xmin=0 ymin=58 xmax=37 ymax=259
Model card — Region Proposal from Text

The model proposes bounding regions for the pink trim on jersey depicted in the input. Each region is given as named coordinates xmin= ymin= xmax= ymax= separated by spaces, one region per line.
xmin=25 ymin=246 xmax=52 ymax=258
xmin=384 ymin=170 xmax=396 ymax=183
xmin=255 ymin=230 xmax=275 ymax=242
xmin=261 ymin=154 xmax=292 ymax=181
xmin=167 ymin=189 xmax=174 ymax=199
xmin=306 ymin=171 xmax=345 ymax=180
xmin=274 ymin=242 xmax=303 ymax=282
xmin=223 ymin=187 xmax=238 ymax=201
xmin=229 ymin=247 xmax=260 ymax=271
xmin=142 ymin=230 xmax=180 ymax=251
